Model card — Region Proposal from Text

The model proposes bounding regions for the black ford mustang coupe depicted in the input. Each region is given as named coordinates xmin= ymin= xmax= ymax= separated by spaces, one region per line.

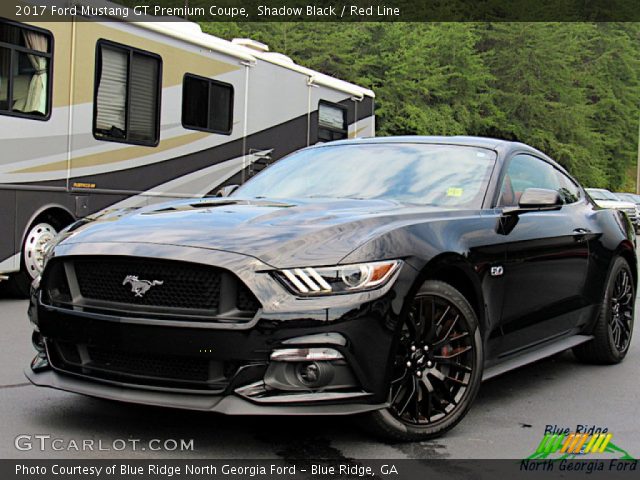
xmin=27 ymin=136 xmax=636 ymax=441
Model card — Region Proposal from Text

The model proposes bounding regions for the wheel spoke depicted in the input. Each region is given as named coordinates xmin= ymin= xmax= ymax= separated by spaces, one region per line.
xmin=425 ymin=304 xmax=451 ymax=343
xmin=428 ymin=388 xmax=448 ymax=413
xmin=618 ymin=317 xmax=631 ymax=337
xmin=397 ymin=376 xmax=417 ymax=416
xmin=429 ymin=368 xmax=446 ymax=382
xmin=619 ymin=289 xmax=633 ymax=306
xmin=432 ymin=378 xmax=458 ymax=408
xmin=445 ymin=375 xmax=469 ymax=387
xmin=448 ymin=331 xmax=470 ymax=342
xmin=611 ymin=321 xmax=621 ymax=347
xmin=436 ymin=358 xmax=473 ymax=373
xmin=421 ymin=374 xmax=435 ymax=393
xmin=405 ymin=310 xmax=418 ymax=337
xmin=424 ymin=390 xmax=432 ymax=422
xmin=417 ymin=298 xmax=425 ymax=339
xmin=432 ymin=314 xmax=459 ymax=349
xmin=412 ymin=377 xmax=422 ymax=422
xmin=390 ymin=374 xmax=410 ymax=405
xmin=433 ymin=345 xmax=472 ymax=360
xmin=424 ymin=298 xmax=438 ymax=342
xmin=390 ymin=367 xmax=408 ymax=385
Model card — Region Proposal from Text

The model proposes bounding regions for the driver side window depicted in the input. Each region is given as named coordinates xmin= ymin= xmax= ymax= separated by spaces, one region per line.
xmin=498 ymin=154 xmax=560 ymax=207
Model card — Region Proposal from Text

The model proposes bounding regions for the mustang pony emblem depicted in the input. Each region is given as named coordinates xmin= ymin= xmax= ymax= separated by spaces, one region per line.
xmin=122 ymin=275 xmax=164 ymax=297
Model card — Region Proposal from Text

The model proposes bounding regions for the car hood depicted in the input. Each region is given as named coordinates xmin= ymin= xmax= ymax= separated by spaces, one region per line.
xmin=592 ymin=199 xmax=636 ymax=209
xmin=59 ymin=197 xmax=465 ymax=267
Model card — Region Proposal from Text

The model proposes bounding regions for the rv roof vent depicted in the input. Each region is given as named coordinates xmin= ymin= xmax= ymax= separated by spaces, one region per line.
xmin=263 ymin=52 xmax=295 ymax=63
xmin=232 ymin=38 xmax=270 ymax=52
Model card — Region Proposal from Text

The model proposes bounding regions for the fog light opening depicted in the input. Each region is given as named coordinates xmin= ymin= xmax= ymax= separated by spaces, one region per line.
xmin=32 ymin=331 xmax=45 ymax=353
xmin=297 ymin=362 xmax=319 ymax=385
xmin=294 ymin=361 xmax=334 ymax=389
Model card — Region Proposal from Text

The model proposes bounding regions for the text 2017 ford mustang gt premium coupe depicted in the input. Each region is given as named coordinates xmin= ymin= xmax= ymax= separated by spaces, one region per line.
xmin=26 ymin=137 xmax=636 ymax=441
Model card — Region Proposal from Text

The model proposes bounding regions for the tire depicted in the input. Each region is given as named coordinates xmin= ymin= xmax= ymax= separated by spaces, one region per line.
xmin=364 ymin=280 xmax=484 ymax=442
xmin=5 ymin=218 xmax=62 ymax=298
xmin=573 ymin=256 xmax=635 ymax=365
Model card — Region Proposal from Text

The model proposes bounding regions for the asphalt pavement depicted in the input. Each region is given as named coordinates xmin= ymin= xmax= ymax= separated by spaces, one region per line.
xmin=0 ymin=287 xmax=638 ymax=460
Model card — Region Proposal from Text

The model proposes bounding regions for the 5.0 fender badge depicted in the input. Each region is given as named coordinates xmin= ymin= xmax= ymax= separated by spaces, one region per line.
xmin=122 ymin=275 xmax=164 ymax=297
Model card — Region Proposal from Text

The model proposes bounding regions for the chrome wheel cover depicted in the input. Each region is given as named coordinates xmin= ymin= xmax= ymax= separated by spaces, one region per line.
xmin=24 ymin=223 xmax=57 ymax=279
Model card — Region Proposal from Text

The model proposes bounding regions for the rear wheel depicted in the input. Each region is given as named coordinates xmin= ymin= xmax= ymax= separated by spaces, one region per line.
xmin=5 ymin=218 xmax=62 ymax=298
xmin=573 ymin=257 xmax=635 ymax=364
xmin=365 ymin=280 xmax=483 ymax=442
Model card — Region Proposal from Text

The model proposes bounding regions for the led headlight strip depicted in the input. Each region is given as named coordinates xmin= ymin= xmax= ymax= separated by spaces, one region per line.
xmin=277 ymin=260 xmax=402 ymax=296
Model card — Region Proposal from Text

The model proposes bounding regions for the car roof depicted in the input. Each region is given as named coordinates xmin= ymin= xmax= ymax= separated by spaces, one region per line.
xmin=326 ymin=135 xmax=510 ymax=150
xmin=314 ymin=135 xmax=565 ymax=171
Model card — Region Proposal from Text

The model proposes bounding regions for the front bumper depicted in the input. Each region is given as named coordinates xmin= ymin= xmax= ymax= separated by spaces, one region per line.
xmin=27 ymin=241 xmax=415 ymax=414
xmin=24 ymin=368 xmax=387 ymax=415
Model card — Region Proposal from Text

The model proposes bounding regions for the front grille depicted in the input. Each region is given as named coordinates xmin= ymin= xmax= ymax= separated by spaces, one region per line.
xmin=49 ymin=341 xmax=232 ymax=390
xmin=42 ymin=256 xmax=261 ymax=319
xmin=74 ymin=258 xmax=222 ymax=310
xmin=620 ymin=208 xmax=638 ymax=222
xmin=88 ymin=346 xmax=209 ymax=381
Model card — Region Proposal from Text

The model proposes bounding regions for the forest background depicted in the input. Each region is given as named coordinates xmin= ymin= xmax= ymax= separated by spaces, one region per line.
xmin=204 ymin=22 xmax=640 ymax=191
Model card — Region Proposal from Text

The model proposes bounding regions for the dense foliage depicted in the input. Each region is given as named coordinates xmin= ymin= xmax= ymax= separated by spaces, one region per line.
xmin=203 ymin=23 xmax=640 ymax=191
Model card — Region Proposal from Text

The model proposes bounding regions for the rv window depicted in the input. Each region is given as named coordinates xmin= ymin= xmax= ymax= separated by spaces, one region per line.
xmin=182 ymin=74 xmax=233 ymax=135
xmin=0 ymin=20 xmax=52 ymax=120
xmin=318 ymin=101 xmax=347 ymax=142
xmin=0 ymin=47 xmax=8 ymax=110
xmin=94 ymin=40 xmax=161 ymax=146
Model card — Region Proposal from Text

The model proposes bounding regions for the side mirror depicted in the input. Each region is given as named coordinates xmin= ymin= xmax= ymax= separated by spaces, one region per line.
xmin=216 ymin=185 xmax=239 ymax=197
xmin=519 ymin=188 xmax=561 ymax=208
xmin=503 ymin=188 xmax=562 ymax=215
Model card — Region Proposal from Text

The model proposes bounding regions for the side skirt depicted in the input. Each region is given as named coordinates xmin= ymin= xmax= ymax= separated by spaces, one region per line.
xmin=482 ymin=334 xmax=593 ymax=381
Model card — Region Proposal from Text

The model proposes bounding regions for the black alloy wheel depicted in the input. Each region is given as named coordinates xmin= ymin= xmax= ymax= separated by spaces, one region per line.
xmin=366 ymin=280 xmax=483 ymax=441
xmin=574 ymin=256 xmax=635 ymax=364
xmin=610 ymin=266 xmax=634 ymax=353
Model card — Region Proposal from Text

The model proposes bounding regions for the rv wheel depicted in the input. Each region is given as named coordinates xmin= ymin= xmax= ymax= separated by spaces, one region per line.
xmin=5 ymin=217 xmax=63 ymax=298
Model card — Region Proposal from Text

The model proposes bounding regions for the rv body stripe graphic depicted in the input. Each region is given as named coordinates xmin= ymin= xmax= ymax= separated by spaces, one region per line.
xmin=10 ymin=131 xmax=210 ymax=174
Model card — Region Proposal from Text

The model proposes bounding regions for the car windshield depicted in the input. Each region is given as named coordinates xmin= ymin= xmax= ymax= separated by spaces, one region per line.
xmin=587 ymin=189 xmax=618 ymax=201
xmin=234 ymin=143 xmax=497 ymax=208
xmin=616 ymin=193 xmax=640 ymax=204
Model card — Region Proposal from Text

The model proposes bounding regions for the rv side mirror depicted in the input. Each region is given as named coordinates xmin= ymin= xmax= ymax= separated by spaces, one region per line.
xmin=216 ymin=185 xmax=239 ymax=197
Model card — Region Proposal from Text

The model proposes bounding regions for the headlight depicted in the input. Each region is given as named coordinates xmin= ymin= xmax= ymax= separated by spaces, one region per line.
xmin=275 ymin=260 xmax=402 ymax=296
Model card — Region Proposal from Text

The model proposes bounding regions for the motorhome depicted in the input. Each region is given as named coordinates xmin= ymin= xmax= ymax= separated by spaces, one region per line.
xmin=0 ymin=10 xmax=375 ymax=295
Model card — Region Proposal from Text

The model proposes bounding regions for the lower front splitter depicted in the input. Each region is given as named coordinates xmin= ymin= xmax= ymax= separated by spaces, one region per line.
xmin=24 ymin=368 xmax=387 ymax=415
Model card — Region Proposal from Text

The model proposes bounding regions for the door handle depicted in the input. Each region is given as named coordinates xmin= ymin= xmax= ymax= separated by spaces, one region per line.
xmin=573 ymin=228 xmax=592 ymax=234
